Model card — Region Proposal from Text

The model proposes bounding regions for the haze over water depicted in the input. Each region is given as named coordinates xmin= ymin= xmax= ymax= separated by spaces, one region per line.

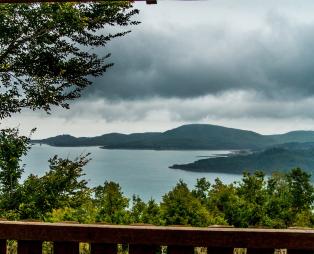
xmin=22 ymin=145 xmax=242 ymax=201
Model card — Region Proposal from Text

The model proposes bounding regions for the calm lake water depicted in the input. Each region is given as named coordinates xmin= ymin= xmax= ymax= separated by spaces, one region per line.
xmin=22 ymin=145 xmax=242 ymax=201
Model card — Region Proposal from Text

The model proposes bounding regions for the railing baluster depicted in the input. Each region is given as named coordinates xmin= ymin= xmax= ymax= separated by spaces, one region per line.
xmin=90 ymin=243 xmax=117 ymax=254
xmin=54 ymin=241 xmax=79 ymax=254
xmin=18 ymin=240 xmax=42 ymax=254
xmin=288 ymin=250 xmax=314 ymax=254
xmin=129 ymin=244 xmax=159 ymax=254
xmin=207 ymin=247 xmax=234 ymax=254
xmin=247 ymin=248 xmax=274 ymax=254
xmin=167 ymin=246 xmax=194 ymax=254
xmin=0 ymin=240 xmax=6 ymax=254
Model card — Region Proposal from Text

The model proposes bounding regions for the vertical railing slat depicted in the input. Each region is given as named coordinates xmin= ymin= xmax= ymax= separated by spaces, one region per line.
xmin=246 ymin=248 xmax=275 ymax=254
xmin=129 ymin=244 xmax=158 ymax=254
xmin=167 ymin=246 xmax=194 ymax=254
xmin=90 ymin=243 xmax=117 ymax=254
xmin=207 ymin=247 xmax=234 ymax=254
xmin=18 ymin=240 xmax=42 ymax=254
xmin=0 ymin=240 xmax=6 ymax=254
xmin=54 ymin=241 xmax=79 ymax=254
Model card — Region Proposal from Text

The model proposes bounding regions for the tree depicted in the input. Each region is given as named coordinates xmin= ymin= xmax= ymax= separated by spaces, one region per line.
xmin=264 ymin=172 xmax=293 ymax=228
xmin=130 ymin=195 xmax=146 ymax=223
xmin=160 ymin=180 xmax=213 ymax=227
xmin=192 ymin=177 xmax=211 ymax=205
xmin=286 ymin=168 xmax=314 ymax=213
xmin=235 ymin=171 xmax=267 ymax=227
xmin=0 ymin=1 xmax=139 ymax=220
xmin=207 ymin=178 xmax=236 ymax=226
xmin=141 ymin=199 xmax=162 ymax=225
xmin=94 ymin=181 xmax=130 ymax=224
xmin=0 ymin=2 xmax=139 ymax=118
xmin=0 ymin=128 xmax=33 ymax=197
xmin=16 ymin=154 xmax=90 ymax=219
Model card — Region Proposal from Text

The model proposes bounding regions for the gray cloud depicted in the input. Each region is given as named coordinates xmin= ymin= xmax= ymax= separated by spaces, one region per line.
xmin=81 ymin=1 xmax=314 ymax=101
xmin=33 ymin=91 xmax=314 ymax=122
xmin=7 ymin=90 xmax=314 ymax=138
xmin=7 ymin=0 xmax=314 ymax=138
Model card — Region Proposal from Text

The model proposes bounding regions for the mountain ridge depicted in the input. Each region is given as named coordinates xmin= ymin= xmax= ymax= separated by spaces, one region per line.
xmin=33 ymin=124 xmax=314 ymax=150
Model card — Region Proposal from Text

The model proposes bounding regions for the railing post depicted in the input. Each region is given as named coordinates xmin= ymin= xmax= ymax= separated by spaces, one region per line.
xmin=245 ymin=226 xmax=275 ymax=254
xmin=18 ymin=240 xmax=42 ymax=254
xmin=166 ymin=225 xmax=195 ymax=254
xmin=54 ymin=241 xmax=79 ymax=254
xmin=127 ymin=224 xmax=160 ymax=254
xmin=129 ymin=244 xmax=159 ymax=254
xmin=207 ymin=247 xmax=234 ymax=254
xmin=246 ymin=248 xmax=275 ymax=254
xmin=167 ymin=246 xmax=194 ymax=254
xmin=90 ymin=243 xmax=117 ymax=254
xmin=206 ymin=225 xmax=235 ymax=254
xmin=0 ymin=240 xmax=5 ymax=254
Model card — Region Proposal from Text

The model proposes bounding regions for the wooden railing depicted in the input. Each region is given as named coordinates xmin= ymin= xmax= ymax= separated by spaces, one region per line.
xmin=0 ymin=221 xmax=313 ymax=253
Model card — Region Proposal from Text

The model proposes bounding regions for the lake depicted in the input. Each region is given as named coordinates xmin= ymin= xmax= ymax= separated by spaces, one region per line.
xmin=22 ymin=145 xmax=242 ymax=201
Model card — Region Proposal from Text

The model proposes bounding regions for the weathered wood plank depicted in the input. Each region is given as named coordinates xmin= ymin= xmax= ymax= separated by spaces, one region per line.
xmin=54 ymin=241 xmax=79 ymax=254
xmin=207 ymin=247 xmax=234 ymax=254
xmin=18 ymin=240 xmax=42 ymax=254
xmin=129 ymin=244 xmax=158 ymax=254
xmin=167 ymin=245 xmax=194 ymax=254
xmin=247 ymin=248 xmax=274 ymax=254
xmin=90 ymin=243 xmax=117 ymax=254
xmin=0 ymin=240 xmax=6 ymax=254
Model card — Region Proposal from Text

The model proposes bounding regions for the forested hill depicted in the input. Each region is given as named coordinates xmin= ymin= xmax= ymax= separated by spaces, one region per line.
xmin=170 ymin=147 xmax=314 ymax=174
xmin=33 ymin=124 xmax=314 ymax=150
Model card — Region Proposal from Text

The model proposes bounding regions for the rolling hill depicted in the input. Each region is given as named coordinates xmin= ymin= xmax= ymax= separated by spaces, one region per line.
xmin=33 ymin=124 xmax=314 ymax=150
xmin=169 ymin=147 xmax=314 ymax=174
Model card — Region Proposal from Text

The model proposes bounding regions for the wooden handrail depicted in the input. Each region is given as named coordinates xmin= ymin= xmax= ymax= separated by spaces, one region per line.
xmin=0 ymin=221 xmax=313 ymax=250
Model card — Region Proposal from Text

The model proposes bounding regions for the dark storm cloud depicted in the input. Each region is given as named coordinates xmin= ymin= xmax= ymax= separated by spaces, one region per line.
xmin=81 ymin=2 xmax=314 ymax=101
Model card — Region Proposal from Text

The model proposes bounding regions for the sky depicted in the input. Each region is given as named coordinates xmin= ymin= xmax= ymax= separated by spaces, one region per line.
xmin=5 ymin=0 xmax=314 ymax=138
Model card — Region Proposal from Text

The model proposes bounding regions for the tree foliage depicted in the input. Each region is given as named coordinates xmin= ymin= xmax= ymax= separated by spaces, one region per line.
xmin=0 ymin=154 xmax=90 ymax=220
xmin=0 ymin=1 xmax=139 ymax=119
xmin=94 ymin=181 xmax=130 ymax=224
xmin=0 ymin=128 xmax=34 ymax=198
xmin=160 ymin=180 xmax=220 ymax=227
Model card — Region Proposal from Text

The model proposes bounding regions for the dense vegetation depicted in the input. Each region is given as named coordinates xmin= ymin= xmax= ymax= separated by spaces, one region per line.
xmin=44 ymin=166 xmax=314 ymax=228
xmin=170 ymin=147 xmax=314 ymax=174
xmin=34 ymin=124 xmax=314 ymax=150
xmin=1 ymin=132 xmax=314 ymax=229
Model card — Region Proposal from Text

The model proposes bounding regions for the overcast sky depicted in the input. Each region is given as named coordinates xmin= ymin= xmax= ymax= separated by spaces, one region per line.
xmin=5 ymin=0 xmax=314 ymax=138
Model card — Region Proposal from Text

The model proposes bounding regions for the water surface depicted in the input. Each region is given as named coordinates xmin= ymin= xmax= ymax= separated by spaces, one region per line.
xmin=22 ymin=145 xmax=242 ymax=201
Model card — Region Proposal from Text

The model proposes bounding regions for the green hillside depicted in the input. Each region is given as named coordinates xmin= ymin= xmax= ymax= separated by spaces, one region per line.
xmin=170 ymin=147 xmax=314 ymax=174
xmin=270 ymin=131 xmax=314 ymax=144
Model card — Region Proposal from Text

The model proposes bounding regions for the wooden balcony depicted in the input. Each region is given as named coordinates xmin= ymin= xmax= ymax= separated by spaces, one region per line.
xmin=0 ymin=221 xmax=313 ymax=253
